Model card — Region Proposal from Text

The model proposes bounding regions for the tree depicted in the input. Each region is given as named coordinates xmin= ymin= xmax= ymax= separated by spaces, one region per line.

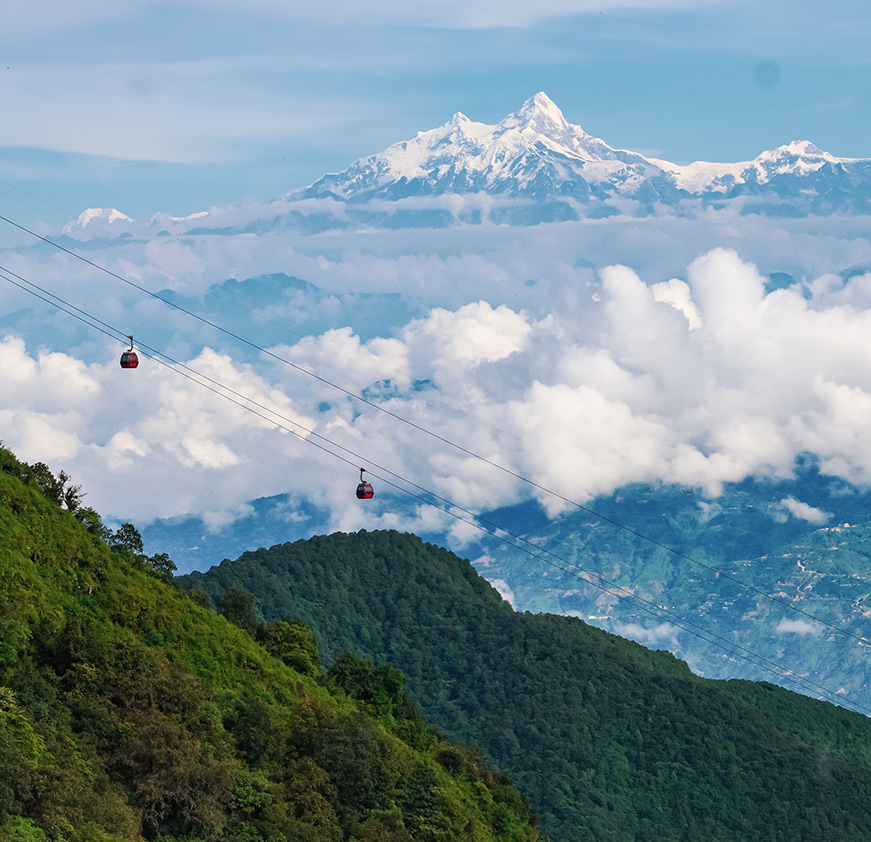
xmin=144 ymin=551 xmax=177 ymax=582
xmin=107 ymin=522 xmax=177 ymax=580
xmin=62 ymin=480 xmax=83 ymax=512
xmin=327 ymin=653 xmax=405 ymax=721
xmin=186 ymin=589 xmax=212 ymax=609
xmin=28 ymin=462 xmax=82 ymax=510
xmin=260 ymin=620 xmax=321 ymax=678
xmin=74 ymin=506 xmax=111 ymax=542
xmin=110 ymin=523 xmax=144 ymax=556
xmin=219 ymin=587 xmax=261 ymax=637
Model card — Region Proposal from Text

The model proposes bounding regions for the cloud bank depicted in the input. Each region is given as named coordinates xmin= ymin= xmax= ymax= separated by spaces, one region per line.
xmin=2 ymin=236 xmax=871 ymax=541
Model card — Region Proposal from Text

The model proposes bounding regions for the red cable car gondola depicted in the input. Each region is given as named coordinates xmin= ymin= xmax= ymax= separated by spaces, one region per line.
xmin=120 ymin=335 xmax=139 ymax=369
xmin=356 ymin=467 xmax=374 ymax=499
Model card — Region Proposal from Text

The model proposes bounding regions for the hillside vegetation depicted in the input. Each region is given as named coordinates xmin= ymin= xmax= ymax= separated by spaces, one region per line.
xmin=183 ymin=530 xmax=871 ymax=842
xmin=0 ymin=445 xmax=541 ymax=842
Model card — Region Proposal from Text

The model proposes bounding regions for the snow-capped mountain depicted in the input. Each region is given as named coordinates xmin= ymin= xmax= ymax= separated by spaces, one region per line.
xmin=62 ymin=207 xmax=135 ymax=239
xmin=64 ymin=93 xmax=871 ymax=237
xmin=653 ymin=140 xmax=848 ymax=192
xmin=304 ymin=92 xmax=668 ymax=202
xmin=301 ymin=92 xmax=871 ymax=217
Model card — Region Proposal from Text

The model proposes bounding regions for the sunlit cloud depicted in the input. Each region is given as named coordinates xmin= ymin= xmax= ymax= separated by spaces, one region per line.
xmin=4 ymin=233 xmax=871 ymax=541
xmin=776 ymin=497 xmax=831 ymax=525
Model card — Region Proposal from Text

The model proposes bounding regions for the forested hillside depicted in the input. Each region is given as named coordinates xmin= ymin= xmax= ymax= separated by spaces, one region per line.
xmin=0 ymin=445 xmax=541 ymax=842
xmin=183 ymin=530 xmax=871 ymax=842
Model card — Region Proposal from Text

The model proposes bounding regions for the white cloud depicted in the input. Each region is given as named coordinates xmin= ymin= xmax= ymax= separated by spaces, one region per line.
xmin=5 ymin=220 xmax=871 ymax=538
xmin=775 ymin=619 xmax=824 ymax=636
xmin=0 ymin=412 xmax=83 ymax=464
xmin=489 ymin=579 xmax=516 ymax=607
xmin=0 ymin=337 xmax=102 ymax=408
xmin=201 ymin=503 xmax=256 ymax=533
xmin=612 ymin=622 xmax=680 ymax=645
xmin=405 ymin=302 xmax=531 ymax=369
xmin=0 ymin=60 xmax=357 ymax=163
xmin=0 ymin=340 xmax=320 ymax=521
xmin=651 ymin=278 xmax=701 ymax=330
xmin=2 ymin=1 xmax=152 ymax=36
xmin=777 ymin=497 xmax=831 ymax=525
xmin=105 ymin=431 xmax=151 ymax=472
xmin=5 ymin=0 xmax=723 ymax=37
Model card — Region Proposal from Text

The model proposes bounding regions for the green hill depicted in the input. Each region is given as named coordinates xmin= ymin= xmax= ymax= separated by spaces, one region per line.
xmin=182 ymin=530 xmax=871 ymax=842
xmin=0 ymin=445 xmax=541 ymax=842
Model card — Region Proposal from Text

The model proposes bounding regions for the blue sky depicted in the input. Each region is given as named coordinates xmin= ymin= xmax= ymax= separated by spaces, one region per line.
xmin=2 ymin=0 xmax=868 ymax=221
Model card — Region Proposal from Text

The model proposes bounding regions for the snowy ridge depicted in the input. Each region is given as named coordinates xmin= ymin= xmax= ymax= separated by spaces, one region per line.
xmin=300 ymin=92 xmax=870 ymax=211
xmin=653 ymin=140 xmax=857 ymax=193
xmin=62 ymin=207 xmax=133 ymax=237
xmin=63 ymin=93 xmax=871 ymax=235
xmin=305 ymin=92 xmax=663 ymax=200
xmin=301 ymin=92 xmax=869 ymax=213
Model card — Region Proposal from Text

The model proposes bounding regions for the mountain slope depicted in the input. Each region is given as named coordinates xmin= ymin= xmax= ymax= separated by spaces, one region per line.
xmin=182 ymin=529 xmax=871 ymax=842
xmin=0 ymin=446 xmax=541 ymax=842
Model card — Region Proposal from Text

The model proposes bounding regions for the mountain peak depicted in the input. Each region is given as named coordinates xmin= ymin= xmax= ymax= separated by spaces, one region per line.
xmin=62 ymin=207 xmax=135 ymax=238
xmin=779 ymin=140 xmax=826 ymax=157
xmin=500 ymin=91 xmax=572 ymax=135
xmin=748 ymin=139 xmax=840 ymax=181
xmin=520 ymin=91 xmax=565 ymax=120
xmin=75 ymin=207 xmax=133 ymax=227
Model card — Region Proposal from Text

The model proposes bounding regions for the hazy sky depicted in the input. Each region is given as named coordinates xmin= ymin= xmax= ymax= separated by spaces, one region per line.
xmin=2 ymin=0 xmax=868 ymax=220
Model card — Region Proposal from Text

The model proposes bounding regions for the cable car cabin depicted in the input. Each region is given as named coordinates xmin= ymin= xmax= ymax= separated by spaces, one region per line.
xmin=356 ymin=468 xmax=374 ymax=499
xmin=120 ymin=349 xmax=139 ymax=369
xmin=120 ymin=335 xmax=139 ymax=369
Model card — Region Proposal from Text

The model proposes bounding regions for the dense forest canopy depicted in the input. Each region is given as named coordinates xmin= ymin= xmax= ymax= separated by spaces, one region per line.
xmin=183 ymin=530 xmax=871 ymax=842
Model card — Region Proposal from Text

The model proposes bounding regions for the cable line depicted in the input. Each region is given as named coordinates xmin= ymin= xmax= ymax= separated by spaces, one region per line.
xmin=1 ymin=265 xmax=868 ymax=716
xmin=1 ymin=214 xmax=869 ymax=655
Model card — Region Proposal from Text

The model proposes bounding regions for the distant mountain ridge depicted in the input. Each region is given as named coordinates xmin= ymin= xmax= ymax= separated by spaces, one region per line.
xmin=63 ymin=93 xmax=871 ymax=238
xmin=143 ymin=465 xmax=871 ymax=707
xmin=299 ymin=92 xmax=871 ymax=212
xmin=302 ymin=92 xmax=659 ymax=201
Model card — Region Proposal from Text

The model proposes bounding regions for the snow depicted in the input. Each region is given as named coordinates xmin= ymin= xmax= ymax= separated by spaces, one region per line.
xmin=63 ymin=95 xmax=871 ymax=232
xmin=61 ymin=208 xmax=135 ymax=237
xmin=653 ymin=139 xmax=859 ymax=193
xmin=74 ymin=208 xmax=132 ymax=227
xmin=651 ymin=158 xmax=749 ymax=193
xmin=318 ymin=92 xmax=663 ymax=198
